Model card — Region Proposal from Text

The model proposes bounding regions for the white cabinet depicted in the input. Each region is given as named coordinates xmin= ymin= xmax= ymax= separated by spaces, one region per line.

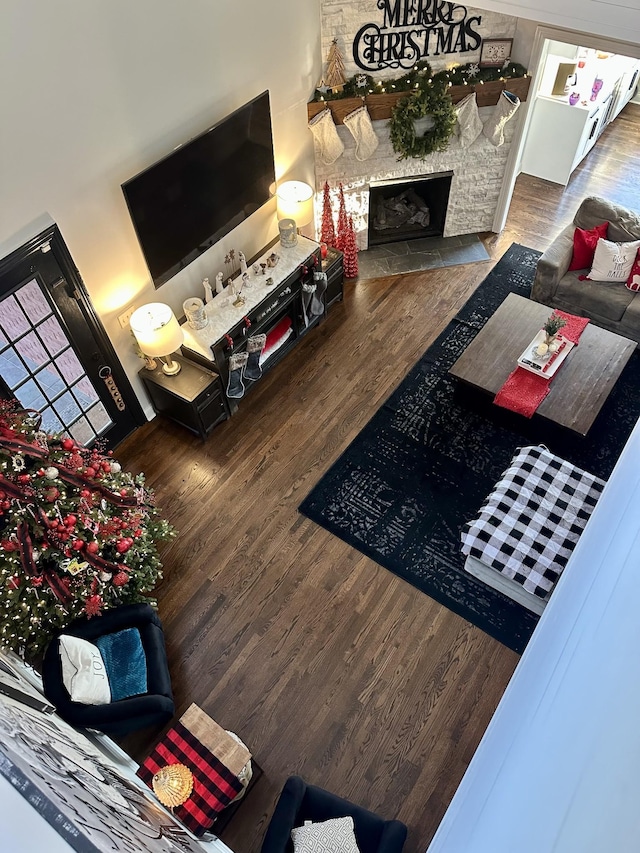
xmin=521 ymin=97 xmax=601 ymax=186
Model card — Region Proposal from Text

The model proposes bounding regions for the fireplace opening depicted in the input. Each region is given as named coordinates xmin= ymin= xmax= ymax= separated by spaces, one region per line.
xmin=367 ymin=172 xmax=453 ymax=248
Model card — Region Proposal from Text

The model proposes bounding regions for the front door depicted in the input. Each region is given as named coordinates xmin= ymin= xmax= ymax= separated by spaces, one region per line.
xmin=0 ymin=225 xmax=144 ymax=447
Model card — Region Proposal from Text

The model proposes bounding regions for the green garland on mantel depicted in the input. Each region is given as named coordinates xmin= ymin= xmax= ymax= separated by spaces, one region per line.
xmin=312 ymin=59 xmax=528 ymax=102
xmin=389 ymin=81 xmax=457 ymax=160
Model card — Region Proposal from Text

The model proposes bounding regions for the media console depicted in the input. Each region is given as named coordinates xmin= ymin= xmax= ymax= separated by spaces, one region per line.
xmin=166 ymin=236 xmax=343 ymax=430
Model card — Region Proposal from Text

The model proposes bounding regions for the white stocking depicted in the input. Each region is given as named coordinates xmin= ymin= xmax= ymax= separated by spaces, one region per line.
xmin=308 ymin=109 xmax=345 ymax=165
xmin=454 ymin=92 xmax=483 ymax=148
xmin=483 ymin=91 xmax=521 ymax=147
xmin=343 ymin=105 xmax=379 ymax=160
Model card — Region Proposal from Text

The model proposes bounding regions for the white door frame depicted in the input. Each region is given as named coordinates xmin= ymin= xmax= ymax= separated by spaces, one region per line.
xmin=492 ymin=25 xmax=640 ymax=233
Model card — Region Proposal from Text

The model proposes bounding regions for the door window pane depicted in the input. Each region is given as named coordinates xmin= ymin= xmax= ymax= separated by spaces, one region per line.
xmin=72 ymin=377 xmax=99 ymax=409
xmin=38 ymin=315 xmax=67 ymax=357
xmin=69 ymin=417 xmax=94 ymax=446
xmin=57 ymin=347 xmax=84 ymax=385
xmin=86 ymin=402 xmax=111 ymax=434
xmin=15 ymin=331 xmax=50 ymax=371
xmin=15 ymin=279 xmax=50 ymax=324
xmin=40 ymin=406 xmax=64 ymax=434
xmin=53 ymin=391 xmax=81 ymax=424
xmin=14 ymin=378 xmax=48 ymax=411
xmin=0 ymin=348 xmax=28 ymax=389
xmin=36 ymin=364 xmax=66 ymax=401
xmin=0 ymin=295 xmax=30 ymax=338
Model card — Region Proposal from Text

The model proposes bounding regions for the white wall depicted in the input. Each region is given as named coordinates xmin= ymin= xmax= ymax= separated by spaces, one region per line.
xmin=1 ymin=0 xmax=321 ymax=414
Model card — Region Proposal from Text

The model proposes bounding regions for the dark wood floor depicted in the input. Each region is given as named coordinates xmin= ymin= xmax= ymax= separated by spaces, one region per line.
xmin=118 ymin=103 xmax=640 ymax=853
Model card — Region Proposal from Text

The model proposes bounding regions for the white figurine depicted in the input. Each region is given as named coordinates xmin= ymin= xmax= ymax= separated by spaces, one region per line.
xmin=239 ymin=251 xmax=247 ymax=274
xmin=203 ymin=277 xmax=213 ymax=303
xmin=215 ymin=272 xmax=224 ymax=295
xmin=242 ymin=272 xmax=250 ymax=290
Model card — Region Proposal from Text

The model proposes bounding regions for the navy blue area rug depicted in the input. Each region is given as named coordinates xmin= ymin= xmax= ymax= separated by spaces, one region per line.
xmin=299 ymin=244 xmax=640 ymax=653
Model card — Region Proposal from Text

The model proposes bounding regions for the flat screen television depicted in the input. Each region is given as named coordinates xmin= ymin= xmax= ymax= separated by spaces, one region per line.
xmin=122 ymin=90 xmax=276 ymax=288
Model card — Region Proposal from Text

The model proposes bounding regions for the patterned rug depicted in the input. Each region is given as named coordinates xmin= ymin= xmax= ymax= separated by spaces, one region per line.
xmin=299 ymin=244 xmax=640 ymax=653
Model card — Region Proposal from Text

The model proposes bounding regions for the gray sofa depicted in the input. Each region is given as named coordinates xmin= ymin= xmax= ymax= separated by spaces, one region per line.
xmin=531 ymin=196 xmax=640 ymax=343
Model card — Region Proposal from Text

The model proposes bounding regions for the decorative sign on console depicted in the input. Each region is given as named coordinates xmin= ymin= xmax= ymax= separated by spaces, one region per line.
xmin=353 ymin=0 xmax=482 ymax=71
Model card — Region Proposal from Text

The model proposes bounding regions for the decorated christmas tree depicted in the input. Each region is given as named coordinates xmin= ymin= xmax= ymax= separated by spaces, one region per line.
xmin=0 ymin=403 xmax=175 ymax=659
xmin=325 ymin=39 xmax=346 ymax=93
xmin=335 ymin=183 xmax=348 ymax=252
xmin=343 ymin=216 xmax=359 ymax=279
xmin=320 ymin=181 xmax=336 ymax=248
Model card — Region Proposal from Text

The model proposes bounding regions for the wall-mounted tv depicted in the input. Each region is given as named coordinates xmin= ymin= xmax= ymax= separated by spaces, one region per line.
xmin=122 ymin=90 xmax=276 ymax=288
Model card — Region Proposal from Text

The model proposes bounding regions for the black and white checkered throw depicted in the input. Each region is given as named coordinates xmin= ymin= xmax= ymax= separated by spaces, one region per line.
xmin=461 ymin=446 xmax=606 ymax=600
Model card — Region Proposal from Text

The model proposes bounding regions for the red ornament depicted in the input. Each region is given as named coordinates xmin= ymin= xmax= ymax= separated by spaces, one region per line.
xmin=80 ymin=489 xmax=91 ymax=498
xmin=1 ymin=540 xmax=16 ymax=552
xmin=31 ymin=576 xmax=44 ymax=587
xmin=72 ymin=539 xmax=85 ymax=551
xmin=86 ymin=541 xmax=99 ymax=555
xmin=44 ymin=487 xmax=60 ymax=502
xmin=1 ymin=500 xmax=10 ymax=510
xmin=84 ymin=594 xmax=103 ymax=618
xmin=115 ymin=538 xmax=131 ymax=554
xmin=7 ymin=576 xmax=20 ymax=590
xmin=17 ymin=474 xmax=31 ymax=484
xmin=113 ymin=571 xmax=129 ymax=586
xmin=64 ymin=514 xmax=77 ymax=528
xmin=62 ymin=438 xmax=75 ymax=451
xmin=85 ymin=467 xmax=96 ymax=478
xmin=120 ymin=489 xmax=128 ymax=497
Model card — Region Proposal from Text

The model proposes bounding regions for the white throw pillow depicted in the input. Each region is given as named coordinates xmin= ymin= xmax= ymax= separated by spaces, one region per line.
xmin=58 ymin=635 xmax=111 ymax=705
xmin=588 ymin=238 xmax=640 ymax=282
xmin=291 ymin=816 xmax=360 ymax=853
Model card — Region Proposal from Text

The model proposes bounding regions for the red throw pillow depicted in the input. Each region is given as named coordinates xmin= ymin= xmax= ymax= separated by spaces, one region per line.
xmin=626 ymin=248 xmax=640 ymax=292
xmin=568 ymin=221 xmax=609 ymax=271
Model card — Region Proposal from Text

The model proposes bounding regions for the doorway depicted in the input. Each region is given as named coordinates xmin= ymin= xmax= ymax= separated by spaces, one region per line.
xmin=493 ymin=26 xmax=640 ymax=232
xmin=0 ymin=225 xmax=144 ymax=448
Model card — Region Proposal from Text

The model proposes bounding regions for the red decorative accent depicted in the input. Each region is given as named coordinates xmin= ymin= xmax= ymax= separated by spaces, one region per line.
xmin=494 ymin=310 xmax=590 ymax=416
xmin=84 ymin=594 xmax=103 ymax=617
xmin=321 ymin=181 xmax=337 ymax=248
xmin=342 ymin=215 xmax=359 ymax=279
xmin=335 ymin=182 xmax=348 ymax=252
xmin=568 ymin=221 xmax=608 ymax=271
xmin=224 ymin=334 xmax=234 ymax=350
xmin=243 ymin=316 xmax=251 ymax=330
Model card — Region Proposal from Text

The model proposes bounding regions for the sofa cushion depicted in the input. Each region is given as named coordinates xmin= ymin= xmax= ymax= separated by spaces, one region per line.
xmin=588 ymin=239 xmax=640 ymax=282
xmin=626 ymin=249 xmax=640 ymax=292
xmin=569 ymin=221 xmax=609 ymax=271
xmin=556 ymin=273 xmax=635 ymax=322
xmin=574 ymin=197 xmax=640 ymax=243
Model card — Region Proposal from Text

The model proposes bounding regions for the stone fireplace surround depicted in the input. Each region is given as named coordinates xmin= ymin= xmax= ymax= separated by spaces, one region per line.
xmin=313 ymin=105 xmax=519 ymax=250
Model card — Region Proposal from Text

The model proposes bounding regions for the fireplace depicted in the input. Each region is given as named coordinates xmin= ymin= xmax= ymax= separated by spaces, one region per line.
xmin=367 ymin=172 xmax=453 ymax=248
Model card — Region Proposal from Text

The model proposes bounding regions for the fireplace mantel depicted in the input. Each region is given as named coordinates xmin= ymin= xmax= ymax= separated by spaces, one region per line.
xmin=308 ymin=76 xmax=531 ymax=124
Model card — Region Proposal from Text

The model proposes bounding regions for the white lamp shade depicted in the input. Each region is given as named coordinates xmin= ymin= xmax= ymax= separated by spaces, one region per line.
xmin=130 ymin=303 xmax=184 ymax=357
xmin=276 ymin=181 xmax=314 ymax=226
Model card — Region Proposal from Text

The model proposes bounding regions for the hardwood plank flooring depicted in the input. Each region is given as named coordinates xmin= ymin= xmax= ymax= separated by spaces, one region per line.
xmin=117 ymin=103 xmax=640 ymax=853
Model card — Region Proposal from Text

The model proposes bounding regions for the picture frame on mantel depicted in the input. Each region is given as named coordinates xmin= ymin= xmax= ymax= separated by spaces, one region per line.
xmin=479 ymin=38 xmax=513 ymax=68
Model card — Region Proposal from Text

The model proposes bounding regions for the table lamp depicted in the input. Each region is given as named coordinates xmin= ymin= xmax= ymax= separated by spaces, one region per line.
xmin=276 ymin=181 xmax=314 ymax=232
xmin=130 ymin=303 xmax=184 ymax=376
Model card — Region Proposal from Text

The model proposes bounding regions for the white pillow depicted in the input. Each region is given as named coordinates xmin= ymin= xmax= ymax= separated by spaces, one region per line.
xmin=58 ymin=635 xmax=111 ymax=705
xmin=291 ymin=816 xmax=360 ymax=853
xmin=588 ymin=238 xmax=640 ymax=282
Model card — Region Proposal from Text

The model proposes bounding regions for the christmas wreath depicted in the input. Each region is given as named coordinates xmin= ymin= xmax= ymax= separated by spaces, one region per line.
xmin=389 ymin=80 xmax=457 ymax=160
xmin=0 ymin=403 xmax=175 ymax=659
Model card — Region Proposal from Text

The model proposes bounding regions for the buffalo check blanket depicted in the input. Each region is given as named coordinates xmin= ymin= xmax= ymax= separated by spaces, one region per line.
xmin=137 ymin=720 xmax=243 ymax=836
xmin=461 ymin=446 xmax=606 ymax=600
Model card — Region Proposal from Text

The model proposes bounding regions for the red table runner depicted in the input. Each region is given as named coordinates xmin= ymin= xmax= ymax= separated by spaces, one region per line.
xmin=494 ymin=311 xmax=590 ymax=417
xmin=137 ymin=720 xmax=244 ymax=836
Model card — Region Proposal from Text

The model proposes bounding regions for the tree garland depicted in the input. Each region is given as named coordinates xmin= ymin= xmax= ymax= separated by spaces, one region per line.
xmin=389 ymin=79 xmax=457 ymax=160
xmin=0 ymin=402 xmax=175 ymax=659
xmin=312 ymin=60 xmax=529 ymax=102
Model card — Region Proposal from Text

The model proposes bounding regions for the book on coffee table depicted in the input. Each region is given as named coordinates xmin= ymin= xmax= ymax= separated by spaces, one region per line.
xmin=517 ymin=330 xmax=575 ymax=379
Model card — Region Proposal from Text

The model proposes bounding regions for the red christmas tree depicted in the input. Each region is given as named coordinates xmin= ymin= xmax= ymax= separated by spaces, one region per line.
xmin=343 ymin=216 xmax=359 ymax=279
xmin=320 ymin=181 xmax=336 ymax=248
xmin=335 ymin=183 xmax=349 ymax=252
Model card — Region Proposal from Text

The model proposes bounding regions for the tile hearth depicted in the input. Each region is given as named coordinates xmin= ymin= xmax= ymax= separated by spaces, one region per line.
xmin=357 ymin=234 xmax=490 ymax=281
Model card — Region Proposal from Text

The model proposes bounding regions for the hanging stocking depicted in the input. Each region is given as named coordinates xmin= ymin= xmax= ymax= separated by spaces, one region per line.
xmin=343 ymin=105 xmax=379 ymax=161
xmin=454 ymin=92 xmax=483 ymax=148
xmin=301 ymin=282 xmax=316 ymax=327
xmin=244 ymin=334 xmax=267 ymax=382
xmin=227 ymin=352 xmax=248 ymax=399
xmin=483 ymin=91 xmax=521 ymax=147
xmin=310 ymin=271 xmax=328 ymax=317
xmin=308 ymin=109 xmax=345 ymax=165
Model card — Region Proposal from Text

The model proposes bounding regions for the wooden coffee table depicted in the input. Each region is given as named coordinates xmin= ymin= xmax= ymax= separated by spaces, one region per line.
xmin=449 ymin=293 xmax=635 ymax=435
